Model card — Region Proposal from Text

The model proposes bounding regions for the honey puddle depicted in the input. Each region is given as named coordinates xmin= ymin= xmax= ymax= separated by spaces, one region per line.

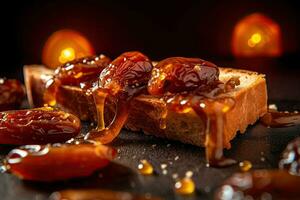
xmin=260 ymin=110 xmax=300 ymax=128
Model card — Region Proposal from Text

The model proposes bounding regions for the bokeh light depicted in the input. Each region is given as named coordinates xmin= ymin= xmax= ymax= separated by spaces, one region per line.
xmin=232 ymin=13 xmax=282 ymax=57
xmin=42 ymin=29 xmax=94 ymax=68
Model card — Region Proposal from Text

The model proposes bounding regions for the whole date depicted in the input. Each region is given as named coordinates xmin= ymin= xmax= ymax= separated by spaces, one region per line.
xmin=0 ymin=107 xmax=81 ymax=145
xmin=4 ymin=143 xmax=116 ymax=181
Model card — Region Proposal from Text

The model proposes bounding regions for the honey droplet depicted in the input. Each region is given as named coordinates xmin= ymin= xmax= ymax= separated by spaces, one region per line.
xmin=138 ymin=160 xmax=154 ymax=175
xmin=239 ymin=160 xmax=252 ymax=172
xmin=48 ymin=99 xmax=56 ymax=107
xmin=159 ymin=108 xmax=168 ymax=129
xmin=174 ymin=177 xmax=195 ymax=195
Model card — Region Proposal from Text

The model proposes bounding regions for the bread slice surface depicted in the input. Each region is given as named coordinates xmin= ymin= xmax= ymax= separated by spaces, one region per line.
xmin=24 ymin=65 xmax=268 ymax=148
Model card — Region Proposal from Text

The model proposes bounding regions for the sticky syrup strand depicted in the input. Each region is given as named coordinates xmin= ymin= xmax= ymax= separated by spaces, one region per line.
xmin=85 ymin=51 xmax=153 ymax=144
xmin=148 ymin=57 xmax=240 ymax=167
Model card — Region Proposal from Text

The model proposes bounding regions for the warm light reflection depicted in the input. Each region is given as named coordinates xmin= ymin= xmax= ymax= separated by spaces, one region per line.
xmin=42 ymin=29 xmax=94 ymax=68
xmin=232 ymin=13 xmax=282 ymax=57
xmin=59 ymin=47 xmax=76 ymax=64
xmin=248 ymin=33 xmax=262 ymax=47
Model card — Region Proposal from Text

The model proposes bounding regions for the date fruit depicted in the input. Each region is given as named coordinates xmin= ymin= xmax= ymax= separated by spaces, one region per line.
xmin=148 ymin=57 xmax=219 ymax=95
xmin=0 ymin=107 xmax=81 ymax=145
xmin=44 ymin=55 xmax=111 ymax=106
xmin=0 ymin=78 xmax=25 ymax=111
xmin=53 ymin=55 xmax=111 ymax=87
xmin=86 ymin=52 xmax=153 ymax=144
xmin=4 ymin=143 xmax=116 ymax=181
xmin=99 ymin=51 xmax=153 ymax=95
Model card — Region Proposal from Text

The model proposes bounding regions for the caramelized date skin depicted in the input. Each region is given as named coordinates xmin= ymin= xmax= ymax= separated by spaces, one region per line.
xmin=86 ymin=52 xmax=153 ymax=143
xmin=148 ymin=57 xmax=220 ymax=95
xmin=0 ymin=78 xmax=25 ymax=111
xmin=5 ymin=143 xmax=116 ymax=181
xmin=44 ymin=55 xmax=111 ymax=105
xmin=53 ymin=55 xmax=111 ymax=87
xmin=148 ymin=57 xmax=240 ymax=167
xmin=0 ymin=107 xmax=81 ymax=145
xmin=99 ymin=51 xmax=153 ymax=95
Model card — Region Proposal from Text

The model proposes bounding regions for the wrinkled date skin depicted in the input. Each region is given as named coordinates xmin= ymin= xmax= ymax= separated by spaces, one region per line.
xmin=0 ymin=107 xmax=81 ymax=145
xmin=148 ymin=57 xmax=220 ymax=95
xmin=53 ymin=55 xmax=111 ymax=87
xmin=0 ymin=78 xmax=25 ymax=111
xmin=5 ymin=143 xmax=116 ymax=181
xmin=86 ymin=52 xmax=153 ymax=143
xmin=99 ymin=51 xmax=153 ymax=95
xmin=44 ymin=55 xmax=111 ymax=105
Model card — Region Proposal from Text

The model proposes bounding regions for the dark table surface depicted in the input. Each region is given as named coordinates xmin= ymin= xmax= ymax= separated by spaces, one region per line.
xmin=1 ymin=60 xmax=300 ymax=200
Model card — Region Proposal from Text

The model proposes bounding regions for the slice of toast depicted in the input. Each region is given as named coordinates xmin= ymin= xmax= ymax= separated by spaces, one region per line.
xmin=24 ymin=65 xmax=267 ymax=148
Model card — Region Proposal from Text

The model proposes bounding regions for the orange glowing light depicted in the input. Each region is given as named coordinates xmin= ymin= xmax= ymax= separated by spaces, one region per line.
xmin=42 ymin=29 xmax=94 ymax=68
xmin=232 ymin=13 xmax=282 ymax=57
xmin=59 ymin=47 xmax=76 ymax=63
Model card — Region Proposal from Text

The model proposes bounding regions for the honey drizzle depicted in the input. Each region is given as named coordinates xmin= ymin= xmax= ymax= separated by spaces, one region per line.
xmin=43 ymin=55 xmax=110 ymax=107
xmin=91 ymin=88 xmax=108 ymax=131
xmin=85 ymin=89 xmax=130 ymax=144
xmin=85 ymin=52 xmax=153 ymax=144
xmin=165 ymin=95 xmax=237 ymax=167
xmin=159 ymin=103 xmax=168 ymax=129
xmin=199 ymin=98 xmax=236 ymax=167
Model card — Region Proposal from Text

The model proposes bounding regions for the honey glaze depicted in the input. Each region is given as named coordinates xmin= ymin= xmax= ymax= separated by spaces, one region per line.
xmin=49 ymin=189 xmax=162 ymax=200
xmin=44 ymin=55 xmax=111 ymax=106
xmin=85 ymin=51 xmax=153 ymax=144
xmin=148 ymin=57 xmax=240 ymax=167
xmin=2 ymin=143 xmax=116 ymax=181
xmin=0 ymin=107 xmax=81 ymax=145
xmin=260 ymin=109 xmax=300 ymax=128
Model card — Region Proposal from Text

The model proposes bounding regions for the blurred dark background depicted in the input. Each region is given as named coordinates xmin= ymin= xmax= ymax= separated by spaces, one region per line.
xmin=1 ymin=0 xmax=300 ymax=99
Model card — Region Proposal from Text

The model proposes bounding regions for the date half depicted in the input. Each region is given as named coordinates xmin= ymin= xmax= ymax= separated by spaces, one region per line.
xmin=0 ymin=107 xmax=81 ymax=145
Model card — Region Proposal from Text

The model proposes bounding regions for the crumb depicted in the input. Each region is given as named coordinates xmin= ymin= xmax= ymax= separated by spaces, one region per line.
xmin=185 ymin=171 xmax=193 ymax=178
xmin=268 ymin=104 xmax=278 ymax=111
xmin=172 ymin=173 xmax=179 ymax=179
xmin=161 ymin=163 xmax=167 ymax=169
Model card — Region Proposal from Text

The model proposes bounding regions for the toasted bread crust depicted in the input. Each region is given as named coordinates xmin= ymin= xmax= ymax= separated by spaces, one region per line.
xmin=24 ymin=65 xmax=268 ymax=148
xmin=126 ymin=74 xmax=267 ymax=148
